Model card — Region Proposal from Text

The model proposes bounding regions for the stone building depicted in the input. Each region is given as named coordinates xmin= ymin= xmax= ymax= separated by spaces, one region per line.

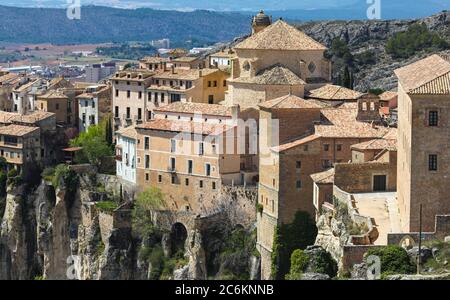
xmin=395 ymin=54 xmax=450 ymax=232
xmin=257 ymin=95 xmax=392 ymax=279
xmin=224 ymin=18 xmax=331 ymax=112
xmin=134 ymin=119 xmax=243 ymax=213
xmin=35 ymin=89 xmax=77 ymax=126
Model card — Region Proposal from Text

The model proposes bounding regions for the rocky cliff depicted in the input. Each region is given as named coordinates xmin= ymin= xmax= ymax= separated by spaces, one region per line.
xmin=0 ymin=169 xmax=258 ymax=280
xmin=297 ymin=11 xmax=450 ymax=91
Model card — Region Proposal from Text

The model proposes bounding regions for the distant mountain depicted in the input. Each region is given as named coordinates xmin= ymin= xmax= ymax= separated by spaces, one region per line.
xmin=2 ymin=0 xmax=449 ymax=20
xmin=0 ymin=5 xmax=250 ymax=45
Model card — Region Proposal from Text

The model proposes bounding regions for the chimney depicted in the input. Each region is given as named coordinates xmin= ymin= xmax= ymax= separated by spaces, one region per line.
xmin=163 ymin=62 xmax=167 ymax=72
xmin=199 ymin=70 xmax=203 ymax=77
xmin=171 ymin=65 xmax=175 ymax=74
xmin=356 ymin=94 xmax=381 ymax=123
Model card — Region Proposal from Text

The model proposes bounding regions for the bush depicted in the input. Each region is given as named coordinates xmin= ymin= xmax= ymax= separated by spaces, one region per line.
xmin=7 ymin=168 xmax=18 ymax=178
xmin=95 ymin=201 xmax=118 ymax=213
xmin=132 ymin=187 xmax=165 ymax=239
xmin=365 ymin=245 xmax=416 ymax=276
xmin=286 ymin=250 xmax=309 ymax=280
xmin=42 ymin=167 xmax=55 ymax=182
xmin=256 ymin=203 xmax=264 ymax=215
xmin=355 ymin=50 xmax=377 ymax=66
xmin=386 ymin=23 xmax=449 ymax=59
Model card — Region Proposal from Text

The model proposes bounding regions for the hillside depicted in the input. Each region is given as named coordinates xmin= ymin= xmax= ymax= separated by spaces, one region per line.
xmin=0 ymin=5 xmax=249 ymax=46
xmin=296 ymin=11 xmax=450 ymax=91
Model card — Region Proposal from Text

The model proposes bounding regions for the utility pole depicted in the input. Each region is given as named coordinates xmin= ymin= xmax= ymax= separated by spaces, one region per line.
xmin=417 ymin=204 xmax=423 ymax=275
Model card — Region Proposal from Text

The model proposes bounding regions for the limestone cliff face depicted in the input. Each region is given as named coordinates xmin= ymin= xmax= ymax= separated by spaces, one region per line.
xmin=0 ymin=175 xmax=142 ymax=280
xmin=297 ymin=11 xmax=450 ymax=92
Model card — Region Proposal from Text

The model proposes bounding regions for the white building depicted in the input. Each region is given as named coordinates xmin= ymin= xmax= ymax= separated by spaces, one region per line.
xmin=76 ymin=84 xmax=111 ymax=132
xmin=209 ymin=49 xmax=236 ymax=67
xmin=115 ymin=126 xmax=137 ymax=184
xmin=11 ymin=78 xmax=42 ymax=114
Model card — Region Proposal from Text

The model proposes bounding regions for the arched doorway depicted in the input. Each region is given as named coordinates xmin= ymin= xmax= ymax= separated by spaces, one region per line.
xmin=170 ymin=223 xmax=188 ymax=256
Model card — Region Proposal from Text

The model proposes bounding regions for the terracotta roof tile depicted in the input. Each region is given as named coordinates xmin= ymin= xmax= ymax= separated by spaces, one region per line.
xmin=231 ymin=64 xmax=305 ymax=85
xmin=137 ymin=119 xmax=234 ymax=136
xmin=153 ymin=102 xmax=232 ymax=117
xmin=394 ymin=54 xmax=450 ymax=95
xmin=153 ymin=68 xmax=218 ymax=81
xmin=235 ymin=20 xmax=327 ymax=51
xmin=315 ymin=108 xmax=390 ymax=138
xmin=0 ymin=124 xmax=40 ymax=137
xmin=311 ymin=168 xmax=335 ymax=184
xmin=116 ymin=126 xmax=137 ymax=139
xmin=272 ymin=134 xmax=320 ymax=152
xmin=307 ymin=84 xmax=363 ymax=101
xmin=379 ymin=91 xmax=397 ymax=101
xmin=259 ymin=94 xmax=323 ymax=109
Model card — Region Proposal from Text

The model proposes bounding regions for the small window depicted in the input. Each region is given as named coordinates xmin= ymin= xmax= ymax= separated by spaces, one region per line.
xmin=429 ymin=154 xmax=438 ymax=171
xmin=145 ymin=155 xmax=150 ymax=169
xmin=212 ymin=182 xmax=216 ymax=190
xmin=296 ymin=161 xmax=301 ymax=169
xmin=171 ymin=175 xmax=176 ymax=184
xmin=158 ymin=175 xmax=162 ymax=183
xmin=115 ymin=90 xmax=119 ymax=97
xmin=138 ymin=91 xmax=142 ymax=99
xmin=296 ymin=180 xmax=302 ymax=189
xmin=324 ymin=144 xmax=330 ymax=151
xmin=199 ymin=142 xmax=204 ymax=156
xmin=199 ymin=180 xmax=204 ymax=188
xmin=308 ymin=62 xmax=316 ymax=73
xmin=127 ymin=90 xmax=131 ymax=98
xmin=205 ymin=164 xmax=211 ymax=176
xmin=304 ymin=145 xmax=308 ymax=152
xmin=429 ymin=111 xmax=438 ymax=127
xmin=185 ymin=178 xmax=189 ymax=186
xmin=144 ymin=137 xmax=150 ymax=150
xmin=145 ymin=173 xmax=149 ymax=181
xmin=337 ymin=144 xmax=342 ymax=151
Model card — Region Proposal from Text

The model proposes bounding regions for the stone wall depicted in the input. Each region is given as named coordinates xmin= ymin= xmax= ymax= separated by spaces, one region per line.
xmin=334 ymin=162 xmax=396 ymax=193
xmin=387 ymin=215 xmax=450 ymax=246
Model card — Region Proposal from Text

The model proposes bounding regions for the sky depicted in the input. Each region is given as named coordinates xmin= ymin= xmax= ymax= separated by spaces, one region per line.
xmin=1 ymin=0 xmax=447 ymax=12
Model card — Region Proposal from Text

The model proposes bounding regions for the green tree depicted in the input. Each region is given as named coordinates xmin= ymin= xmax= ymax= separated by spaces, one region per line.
xmin=132 ymin=187 xmax=166 ymax=238
xmin=271 ymin=211 xmax=318 ymax=279
xmin=286 ymin=249 xmax=309 ymax=280
xmin=70 ymin=119 xmax=113 ymax=166
xmin=365 ymin=245 xmax=416 ymax=276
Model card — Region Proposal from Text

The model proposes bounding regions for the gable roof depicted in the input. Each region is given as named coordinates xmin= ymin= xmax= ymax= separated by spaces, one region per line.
xmin=307 ymin=84 xmax=363 ymax=101
xmin=153 ymin=102 xmax=232 ymax=117
xmin=259 ymin=94 xmax=323 ymax=109
xmin=311 ymin=168 xmax=335 ymax=184
xmin=231 ymin=64 xmax=305 ymax=85
xmin=315 ymin=107 xmax=390 ymax=139
xmin=136 ymin=119 xmax=234 ymax=136
xmin=394 ymin=54 xmax=450 ymax=95
xmin=235 ymin=20 xmax=327 ymax=51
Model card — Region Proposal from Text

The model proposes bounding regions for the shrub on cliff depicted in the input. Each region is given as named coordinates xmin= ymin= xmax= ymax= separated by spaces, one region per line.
xmin=271 ymin=211 xmax=318 ymax=279
xmin=365 ymin=245 xmax=416 ymax=276
xmin=386 ymin=23 xmax=449 ymax=59
xmin=286 ymin=249 xmax=309 ymax=280
xmin=132 ymin=187 xmax=165 ymax=238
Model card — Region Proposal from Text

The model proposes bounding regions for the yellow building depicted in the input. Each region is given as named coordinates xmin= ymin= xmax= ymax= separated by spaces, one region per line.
xmin=134 ymin=118 xmax=243 ymax=213
xmin=35 ymin=90 xmax=76 ymax=126
xmin=147 ymin=67 xmax=230 ymax=107
xmin=0 ymin=124 xmax=41 ymax=171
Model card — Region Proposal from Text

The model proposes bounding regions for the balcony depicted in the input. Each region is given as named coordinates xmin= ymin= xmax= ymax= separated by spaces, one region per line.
xmin=167 ymin=166 xmax=177 ymax=173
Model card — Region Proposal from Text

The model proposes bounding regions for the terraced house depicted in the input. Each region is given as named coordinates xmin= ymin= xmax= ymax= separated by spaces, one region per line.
xmin=111 ymin=69 xmax=155 ymax=132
